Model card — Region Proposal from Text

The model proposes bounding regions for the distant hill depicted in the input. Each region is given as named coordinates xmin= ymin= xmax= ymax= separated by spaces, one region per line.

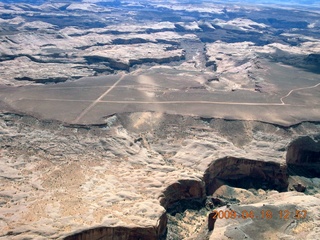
xmin=0 ymin=0 xmax=317 ymax=5
xmin=215 ymin=0 xmax=318 ymax=5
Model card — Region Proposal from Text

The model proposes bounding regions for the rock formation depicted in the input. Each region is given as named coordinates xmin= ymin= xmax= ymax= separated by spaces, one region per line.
xmin=0 ymin=112 xmax=319 ymax=239
xmin=64 ymin=213 xmax=167 ymax=240
xmin=286 ymin=136 xmax=320 ymax=177
xmin=160 ymin=179 xmax=206 ymax=214
xmin=204 ymin=157 xmax=289 ymax=195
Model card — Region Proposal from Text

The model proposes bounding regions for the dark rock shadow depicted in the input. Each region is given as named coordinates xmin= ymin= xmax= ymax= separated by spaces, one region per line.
xmin=204 ymin=157 xmax=289 ymax=196
xmin=63 ymin=212 xmax=167 ymax=240
xmin=286 ymin=136 xmax=320 ymax=178
xmin=160 ymin=179 xmax=206 ymax=214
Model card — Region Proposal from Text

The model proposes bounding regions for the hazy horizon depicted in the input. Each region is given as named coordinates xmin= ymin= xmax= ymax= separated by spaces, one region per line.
xmin=0 ymin=0 xmax=318 ymax=4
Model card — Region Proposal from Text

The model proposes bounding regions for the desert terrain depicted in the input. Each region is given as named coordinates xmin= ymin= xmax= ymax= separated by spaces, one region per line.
xmin=0 ymin=0 xmax=319 ymax=239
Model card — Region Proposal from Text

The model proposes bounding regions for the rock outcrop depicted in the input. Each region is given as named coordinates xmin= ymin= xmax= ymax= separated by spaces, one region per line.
xmin=64 ymin=213 xmax=167 ymax=240
xmin=0 ymin=112 xmax=319 ymax=239
xmin=305 ymin=53 xmax=320 ymax=67
xmin=84 ymin=56 xmax=131 ymax=71
xmin=286 ymin=136 xmax=320 ymax=165
xmin=286 ymin=136 xmax=320 ymax=177
xmin=160 ymin=179 xmax=206 ymax=210
xmin=204 ymin=157 xmax=288 ymax=195
xmin=211 ymin=192 xmax=320 ymax=240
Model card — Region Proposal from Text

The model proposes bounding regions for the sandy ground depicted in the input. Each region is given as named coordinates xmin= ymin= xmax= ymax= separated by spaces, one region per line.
xmin=0 ymin=60 xmax=319 ymax=126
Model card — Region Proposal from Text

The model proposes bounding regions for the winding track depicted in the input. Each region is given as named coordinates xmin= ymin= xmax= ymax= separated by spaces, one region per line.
xmin=280 ymin=82 xmax=320 ymax=104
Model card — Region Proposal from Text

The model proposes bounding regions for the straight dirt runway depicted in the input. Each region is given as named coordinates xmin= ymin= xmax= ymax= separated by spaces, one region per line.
xmin=73 ymin=74 xmax=126 ymax=123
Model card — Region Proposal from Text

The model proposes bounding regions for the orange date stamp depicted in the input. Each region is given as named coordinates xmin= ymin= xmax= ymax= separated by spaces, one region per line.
xmin=212 ymin=209 xmax=308 ymax=220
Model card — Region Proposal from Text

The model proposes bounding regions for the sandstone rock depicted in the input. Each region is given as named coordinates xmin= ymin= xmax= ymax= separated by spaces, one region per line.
xmin=212 ymin=18 xmax=267 ymax=32
xmin=286 ymin=136 xmax=320 ymax=165
xmin=304 ymin=53 xmax=320 ymax=66
xmin=83 ymin=43 xmax=185 ymax=70
xmin=64 ymin=212 xmax=167 ymax=240
xmin=160 ymin=179 xmax=206 ymax=209
xmin=204 ymin=157 xmax=289 ymax=195
xmin=286 ymin=136 xmax=320 ymax=177
xmin=208 ymin=211 xmax=217 ymax=231
xmin=210 ymin=198 xmax=226 ymax=207
xmin=0 ymin=112 xmax=319 ymax=239
xmin=293 ymin=183 xmax=306 ymax=192
xmin=211 ymin=193 xmax=320 ymax=240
